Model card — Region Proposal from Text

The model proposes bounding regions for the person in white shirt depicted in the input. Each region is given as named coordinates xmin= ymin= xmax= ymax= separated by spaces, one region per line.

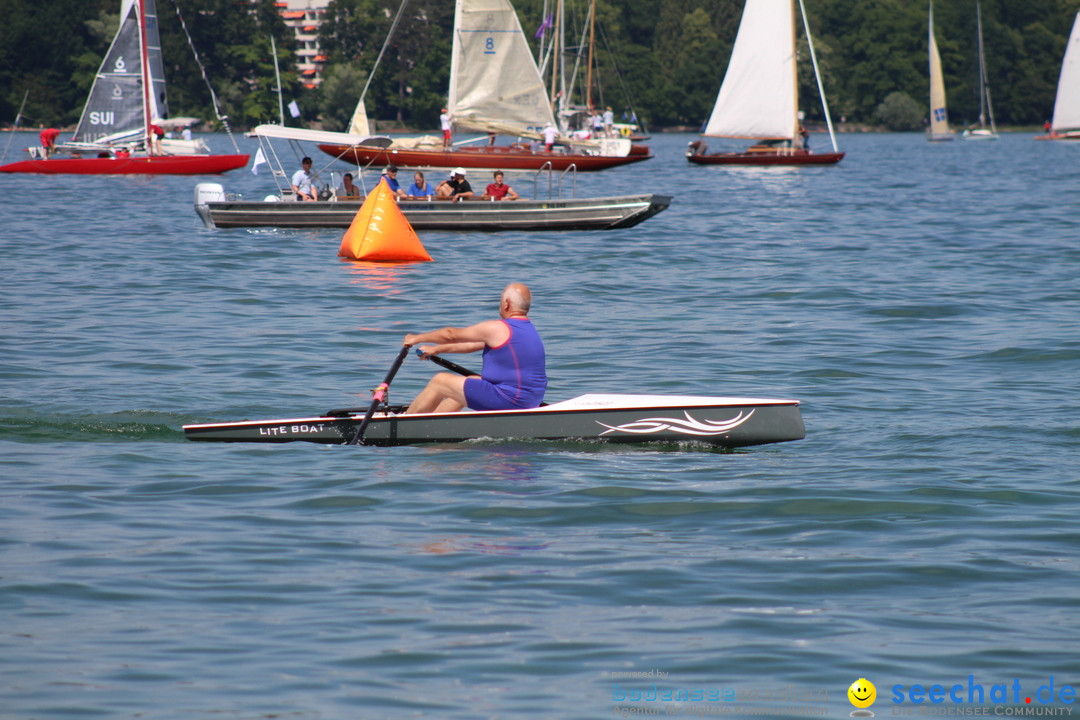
xmin=542 ymin=125 xmax=558 ymax=152
xmin=440 ymin=108 xmax=452 ymax=149
xmin=291 ymin=157 xmax=318 ymax=201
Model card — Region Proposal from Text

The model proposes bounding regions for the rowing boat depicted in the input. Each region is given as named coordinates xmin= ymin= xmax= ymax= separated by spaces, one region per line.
xmin=183 ymin=394 xmax=805 ymax=448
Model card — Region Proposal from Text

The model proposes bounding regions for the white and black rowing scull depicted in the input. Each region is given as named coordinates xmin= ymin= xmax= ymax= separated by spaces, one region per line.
xmin=182 ymin=394 xmax=805 ymax=448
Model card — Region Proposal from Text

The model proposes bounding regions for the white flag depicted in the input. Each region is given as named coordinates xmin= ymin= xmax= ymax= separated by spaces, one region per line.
xmin=251 ymin=147 xmax=267 ymax=175
xmin=288 ymin=100 xmax=300 ymax=118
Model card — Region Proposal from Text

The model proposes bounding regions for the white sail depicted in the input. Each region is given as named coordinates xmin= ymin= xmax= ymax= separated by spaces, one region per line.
xmin=348 ymin=98 xmax=371 ymax=136
xmin=927 ymin=3 xmax=952 ymax=139
xmin=448 ymin=0 xmax=557 ymax=137
xmin=1051 ymin=12 xmax=1080 ymax=132
xmin=73 ymin=0 xmax=167 ymax=143
xmin=703 ymin=0 xmax=797 ymax=140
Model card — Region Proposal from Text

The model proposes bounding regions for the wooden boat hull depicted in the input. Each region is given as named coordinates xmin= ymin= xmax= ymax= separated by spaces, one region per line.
xmin=183 ymin=394 xmax=805 ymax=448
xmin=0 ymin=154 xmax=250 ymax=175
xmin=688 ymin=150 xmax=844 ymax=166
xmin=195 ymin=194 xmax=671 ymax=231
xmin=317 ymin=143 xmax=652 ymax=172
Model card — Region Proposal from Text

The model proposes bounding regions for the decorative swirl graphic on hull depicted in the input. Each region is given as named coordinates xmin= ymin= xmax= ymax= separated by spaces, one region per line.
xmin=597 ymin=410 xmax=755 ymax=437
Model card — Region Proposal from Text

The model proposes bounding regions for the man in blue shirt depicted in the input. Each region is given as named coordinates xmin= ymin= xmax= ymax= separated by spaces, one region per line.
xmin=403 ymin=283 xmax=546 ymax=414
xmin=381 ymin=165 xmax=406 ymax=198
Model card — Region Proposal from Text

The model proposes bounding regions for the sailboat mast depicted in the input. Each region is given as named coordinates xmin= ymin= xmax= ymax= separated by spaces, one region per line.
xmin=791 ymin=0 xmax=798 ymax=139
xmin=271 ymin=34 xmax=284 ymax=126
xmin=137 ymin=0 xmax=155 ymax=154
xmin=550 ymin=0 xmax=562 ymax=119
xmin=585 ymin=0 xmax=596 ymax=111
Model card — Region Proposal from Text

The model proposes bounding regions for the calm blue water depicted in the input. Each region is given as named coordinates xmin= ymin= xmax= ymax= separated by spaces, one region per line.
xmin=2 ymin=131 xmax=1079 ymax=719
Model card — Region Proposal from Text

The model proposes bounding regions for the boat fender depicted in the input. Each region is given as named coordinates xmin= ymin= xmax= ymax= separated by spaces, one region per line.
xmin=263 ymin=195 xmax=281 ymax=202
xmin=195 ymin=183 xmax=226 ymax=205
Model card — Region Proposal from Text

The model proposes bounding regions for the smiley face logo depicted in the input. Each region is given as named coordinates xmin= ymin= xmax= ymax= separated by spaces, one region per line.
xmin=848 ymin=678 xmax=876 ymax=709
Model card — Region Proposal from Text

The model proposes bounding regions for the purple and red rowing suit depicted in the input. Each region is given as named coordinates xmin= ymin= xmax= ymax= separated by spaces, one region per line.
xmin=464 ymin=318 xmax=547 ymax=411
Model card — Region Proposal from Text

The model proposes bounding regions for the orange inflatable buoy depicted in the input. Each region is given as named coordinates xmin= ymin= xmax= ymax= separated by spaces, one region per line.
xmin=338 ymin=179 xmax=432 ymax=262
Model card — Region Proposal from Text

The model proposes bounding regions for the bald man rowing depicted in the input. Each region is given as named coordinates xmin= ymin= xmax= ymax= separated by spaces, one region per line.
xmin=403 ymin=283 xmax=547 ymax=414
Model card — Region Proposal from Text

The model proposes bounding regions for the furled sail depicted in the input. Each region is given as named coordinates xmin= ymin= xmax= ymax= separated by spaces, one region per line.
xmin=448 ymin=0 xmax=557 ymax=138
xmin=927 ymin=3 xmax=951 ymax=138
xmin=1051 ymin=12 xmax=1080 ymax=133
xmin=73 ymin=0 xmax=168 ymax=143
xmin=702 ymin=0 xmax=796 ymax=140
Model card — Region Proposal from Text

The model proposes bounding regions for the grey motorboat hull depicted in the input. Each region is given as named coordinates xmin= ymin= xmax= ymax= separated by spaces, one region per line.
xmin=195 ymin=195 xmax=671 ymax=231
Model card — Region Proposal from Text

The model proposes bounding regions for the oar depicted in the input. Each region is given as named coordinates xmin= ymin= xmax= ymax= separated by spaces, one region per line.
xmin=416 ymin=346 xmax=478 ymax=377
xmin=346 ymin=345 xmax=411 ymax=446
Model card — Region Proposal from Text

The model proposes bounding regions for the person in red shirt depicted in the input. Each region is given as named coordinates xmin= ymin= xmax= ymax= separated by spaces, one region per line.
xmin=483 ymin=171 xmax=518 ymax=201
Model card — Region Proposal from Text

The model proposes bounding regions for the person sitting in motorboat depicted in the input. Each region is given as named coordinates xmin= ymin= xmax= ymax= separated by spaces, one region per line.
xmin=338 ymin=172 xmax=361 ymax=198
xmin=482 ymin=170 xmax=518 ymax=201
xmin=381 ymin=165 xmax=406 ymax=198
xmin=403 ymin=283 xmax=546 ymax=414
xmin=435 ymin=167 xmax=474 ymax=201
xmin=406 ymin=171 xmax=433 ymax=198
xmin=291 ymin=156 xmax=318 ymax=202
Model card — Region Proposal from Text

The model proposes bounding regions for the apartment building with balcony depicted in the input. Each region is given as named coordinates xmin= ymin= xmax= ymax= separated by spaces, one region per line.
xmin=277 ymin=0 xmax=329 ymax=88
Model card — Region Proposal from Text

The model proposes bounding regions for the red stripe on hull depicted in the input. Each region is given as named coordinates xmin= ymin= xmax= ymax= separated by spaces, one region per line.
xmin=0 ymin=154 xmax=250 ymax=175
xmin=317 ymin=144 xmax=651 ymax=172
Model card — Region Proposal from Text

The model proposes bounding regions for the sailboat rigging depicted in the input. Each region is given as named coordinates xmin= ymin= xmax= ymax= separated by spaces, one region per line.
xmin=0 ymin=0 xmax=248 ymax=175
xmin=319 ymin=0 xmax=650 ymax=173
xmin=962 ymin=2 xmax=998 ymax=140
xmin=687 ymin=0 xmax=843 ymax=166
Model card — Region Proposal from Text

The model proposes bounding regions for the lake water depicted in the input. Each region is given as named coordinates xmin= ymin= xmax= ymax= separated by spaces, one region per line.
xmin=2 ymin=130 xmax=1078 ymax=719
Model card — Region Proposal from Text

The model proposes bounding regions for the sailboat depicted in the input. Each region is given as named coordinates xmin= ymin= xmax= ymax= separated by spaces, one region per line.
xmin=926 ymin=2 xmax=955 ymax=142
xmin=318 ymin=0 xmax=651 ymax=173
xmin=1035 ymin=11 xmax=1080 ymax=141
xmin=0 ymin=0 xmax=248 ymax=175
xmin=962 ymin=2 xmax=998 ymax=140
xmin=686 ymin=0 xmax=844 ymax=166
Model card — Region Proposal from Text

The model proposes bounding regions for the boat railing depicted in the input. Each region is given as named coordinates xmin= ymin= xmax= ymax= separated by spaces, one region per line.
xmin=531 ymin=162 xmax=577 ymax=200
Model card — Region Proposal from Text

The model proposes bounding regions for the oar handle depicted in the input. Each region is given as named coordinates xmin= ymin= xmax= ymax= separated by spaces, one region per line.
xmin=415 ymin=346 xmax=478 ymax=377
xmin=347 ymin=344 xmax=411 ymax=446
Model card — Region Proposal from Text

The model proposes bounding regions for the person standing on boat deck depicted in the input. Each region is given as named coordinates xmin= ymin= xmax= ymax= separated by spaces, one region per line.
xmin=181 ymin=125 xmax=193 ymax=141
xmin=338 ymin=172 xmax=361 ymax=198
xmin=542 ymin=124 xmax=558 ymax=152
xmin=381 ymin=165 xmax=406 ymax=198
xmin=403 ymin=283 xmax=546 ymax=414
xmin=291 ymin=157 xmax=318 ymax=202
xmin=798 ymin=125 xmax=809 ymax=149
xmin=440 ymin=108 xmax=452 ymax=148
xmin=435 ymin=168 xmax=474 ymax=200
xmin=407 ymin=171 xmax=432 ymax=198
xmin=603 ymin=106 xmax=614 ymax=135
xmin=484 ymin=171 xmax=518 ymax=201
xmin=149 ymin=123 xmax=165 ymax=154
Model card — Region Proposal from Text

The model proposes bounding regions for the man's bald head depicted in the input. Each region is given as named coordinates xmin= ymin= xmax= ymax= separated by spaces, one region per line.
xmin=501 ymin=283 xmax=532 ymax=315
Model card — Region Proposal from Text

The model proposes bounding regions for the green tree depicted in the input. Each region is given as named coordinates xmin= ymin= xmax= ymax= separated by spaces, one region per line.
xmin=875 ymin=90 xmax=923 ymax=130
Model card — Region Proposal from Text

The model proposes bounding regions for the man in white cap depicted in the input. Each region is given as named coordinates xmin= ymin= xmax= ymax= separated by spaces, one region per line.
xmin=435 ymin=167 xmax=474 ymax=201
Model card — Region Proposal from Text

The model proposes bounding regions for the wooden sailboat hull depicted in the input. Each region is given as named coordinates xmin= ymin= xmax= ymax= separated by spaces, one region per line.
xmin=688 ymin=150 xmax=844 ymax=166
xmin=317 ymin=143 xmax=652 ymax=172
xmin=0 ymin=154 xmax=249 ymax=175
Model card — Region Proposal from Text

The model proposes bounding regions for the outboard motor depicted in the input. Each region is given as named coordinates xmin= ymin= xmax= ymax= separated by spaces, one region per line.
xmin=194 ymin=183 xmax=226 ymax=228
